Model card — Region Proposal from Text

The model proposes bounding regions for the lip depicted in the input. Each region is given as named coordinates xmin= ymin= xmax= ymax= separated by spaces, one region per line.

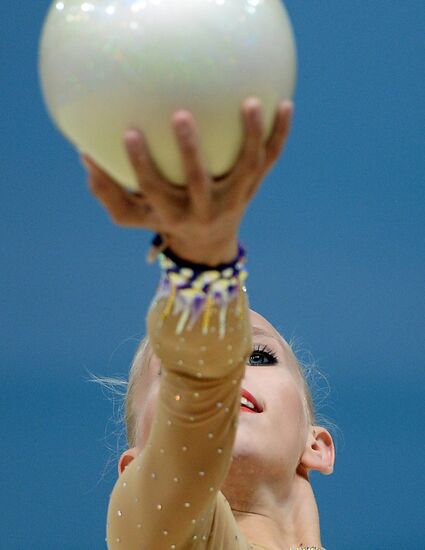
xmin=240 ymin=407 xmax=257 ymax=413
xmin=241 ymin=388 xmax=263 ymax=413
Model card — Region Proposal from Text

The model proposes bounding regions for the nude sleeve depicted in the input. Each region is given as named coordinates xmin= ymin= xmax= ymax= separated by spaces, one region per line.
xmin=106 ymin=284 xmax=253 ymax=549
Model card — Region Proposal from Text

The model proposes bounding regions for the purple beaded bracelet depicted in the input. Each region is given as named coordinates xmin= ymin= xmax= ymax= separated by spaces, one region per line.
xmin=148 ymin=233 xmax=248 ymax=338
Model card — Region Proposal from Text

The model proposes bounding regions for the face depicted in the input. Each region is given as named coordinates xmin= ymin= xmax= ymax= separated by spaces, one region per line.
xmin=228 ymin=310 xmax=310 ymax=492
xmin=132 ymin=309 xmax=310 ymax=484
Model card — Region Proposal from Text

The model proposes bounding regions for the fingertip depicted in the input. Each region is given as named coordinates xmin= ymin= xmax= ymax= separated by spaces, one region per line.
xmin=124 ymin=129 xmax=143 ymax=150
xmin=244 ymin=96 xmax=261 ymax=110
xmin=172 ymin=110 xmax=192 ymax=126
xmin=280 ymin=99 xmax=294 ymax=115
xmin=80 ymin=153 xmax=93 ymax=170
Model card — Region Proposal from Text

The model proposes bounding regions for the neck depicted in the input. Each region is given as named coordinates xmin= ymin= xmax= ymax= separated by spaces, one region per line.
xmin=223 ymin=469 xmax=322 ymax=550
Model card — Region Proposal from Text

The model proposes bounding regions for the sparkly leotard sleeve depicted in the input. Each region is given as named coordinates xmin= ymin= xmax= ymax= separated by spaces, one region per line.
xmin=106 ymin=250 xmax=255 ymax=549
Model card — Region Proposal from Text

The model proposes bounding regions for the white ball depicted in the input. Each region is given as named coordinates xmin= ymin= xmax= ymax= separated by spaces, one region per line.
xmin=39 ymin=0 xmax=296 ymax=190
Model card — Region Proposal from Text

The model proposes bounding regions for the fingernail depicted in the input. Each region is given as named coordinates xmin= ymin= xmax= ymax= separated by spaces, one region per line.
xmin=282 ymin=99 xmax=294 ymax=112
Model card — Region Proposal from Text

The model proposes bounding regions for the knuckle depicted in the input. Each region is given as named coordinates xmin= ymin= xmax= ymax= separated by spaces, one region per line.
xmin=187 ymin=170 xmax=206 ymax=185
xmin=138 ymin=176 xmax=158 ymax=197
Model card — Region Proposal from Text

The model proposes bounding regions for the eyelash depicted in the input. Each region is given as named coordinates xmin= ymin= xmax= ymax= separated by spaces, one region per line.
xmin=159 ymin=344 xmax=278 ymax=375
xmin=249 ymin=344 xmax=279 ymax=365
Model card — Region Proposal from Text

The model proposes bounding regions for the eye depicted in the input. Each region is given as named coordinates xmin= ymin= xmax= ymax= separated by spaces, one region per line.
xmin=249 ymin=344 xmax=278 ymax=366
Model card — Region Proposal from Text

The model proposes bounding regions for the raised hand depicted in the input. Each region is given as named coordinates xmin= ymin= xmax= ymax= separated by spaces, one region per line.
xmin=82 ymin=97 xmax=293 ymax=264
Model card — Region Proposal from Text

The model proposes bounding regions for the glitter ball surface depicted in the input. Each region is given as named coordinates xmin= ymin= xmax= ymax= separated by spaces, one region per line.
xmin=39 ymin=0 xmax=296 ymax=190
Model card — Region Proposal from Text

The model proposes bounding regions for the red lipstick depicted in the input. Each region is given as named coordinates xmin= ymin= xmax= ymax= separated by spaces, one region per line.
xmin=240 ymin=388 xmax=263 ymax=413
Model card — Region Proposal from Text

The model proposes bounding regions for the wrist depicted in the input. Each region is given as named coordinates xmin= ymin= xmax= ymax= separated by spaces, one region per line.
xmin=165 ymin=235 xmax=239 ymax=266
xmin=154 ymin=237 xmax=248 ymax=338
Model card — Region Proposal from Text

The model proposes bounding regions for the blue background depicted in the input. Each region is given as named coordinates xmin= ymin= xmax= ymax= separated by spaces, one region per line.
xmin=1 ymin=1 xmax=424 ymax=548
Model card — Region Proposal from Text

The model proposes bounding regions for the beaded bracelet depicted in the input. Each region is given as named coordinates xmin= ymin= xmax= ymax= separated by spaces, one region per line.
xmin=148 ymin=233 xmax=248 ymax=339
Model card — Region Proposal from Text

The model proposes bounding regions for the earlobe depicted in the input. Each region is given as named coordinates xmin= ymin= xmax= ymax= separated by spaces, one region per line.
xmin=118 ymin=448 xmax=138 ymax=476
xmin=300 ymin=426 xmax=335 ymax=476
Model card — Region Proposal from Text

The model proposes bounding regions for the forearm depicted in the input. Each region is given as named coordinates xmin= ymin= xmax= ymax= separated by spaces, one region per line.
xmin=107 ymin=250 xmax=251 ymax=548
xmin=148 ymin=289 xmax=251 ymax=379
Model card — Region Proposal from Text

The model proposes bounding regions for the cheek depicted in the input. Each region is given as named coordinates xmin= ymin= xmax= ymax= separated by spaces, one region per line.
xmin=269 ymin=382 xmax=307 ymax=445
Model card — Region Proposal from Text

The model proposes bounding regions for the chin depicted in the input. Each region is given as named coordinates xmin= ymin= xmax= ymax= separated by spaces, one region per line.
xmin=232 ymin=429 xmax=262 ymax=459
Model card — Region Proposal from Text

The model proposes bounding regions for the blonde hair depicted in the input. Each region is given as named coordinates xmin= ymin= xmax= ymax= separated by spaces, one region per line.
xmin=125 ymin=335 xmax=151 ymax=448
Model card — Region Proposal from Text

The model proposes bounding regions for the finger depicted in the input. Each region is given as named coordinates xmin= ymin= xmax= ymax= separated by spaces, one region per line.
xmin=263 ymin=99 xmax=293 ymax=173
xmin=244 ymin=100 xmax=293 ymax=202
xmin=124 ymin=129 xmax=158 ymax=193
xmin=80 ymin=153 xmax=93 ymax=171
xmin=121 ymin=202 xmax=161 ymax=229
xmin=81 ymin=153 xmax=153 ymax=209
xmin=227 ymin=98 xmax=266 ymax=196
xmin=128 ymin=191 xmax=149 ymax=205
xmin=86 ymin=166 xmax=154 ymax=227
xmin=82 ymin=154 xmax=127 ymax=199
xmin=124 ymin=129 xmax=175 ymax=213
xmin=80 ymin=153 xmax=110 ymax=176
xmin=81 ymin=153 xmax=132 ymax=195
xmin=173 ymin=111 xmax=211 ymax=221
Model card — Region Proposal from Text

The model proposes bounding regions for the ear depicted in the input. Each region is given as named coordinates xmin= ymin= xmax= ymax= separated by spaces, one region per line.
xmin=118 ymin=447 xmax=139 ymax=477
xmin=299 ymin=426 xmax=335 ymax=477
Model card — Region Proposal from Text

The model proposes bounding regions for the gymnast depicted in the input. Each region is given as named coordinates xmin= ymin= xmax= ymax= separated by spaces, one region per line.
xmin=81 ymin=97 xmax=335 ymax=550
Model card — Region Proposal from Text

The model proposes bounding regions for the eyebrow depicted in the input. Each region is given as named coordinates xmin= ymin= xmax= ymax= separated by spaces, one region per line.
xmin=252 ymin=325 xmax=282 ymax=347
xmin=252 ymin=326 xmax=274 ymax=338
